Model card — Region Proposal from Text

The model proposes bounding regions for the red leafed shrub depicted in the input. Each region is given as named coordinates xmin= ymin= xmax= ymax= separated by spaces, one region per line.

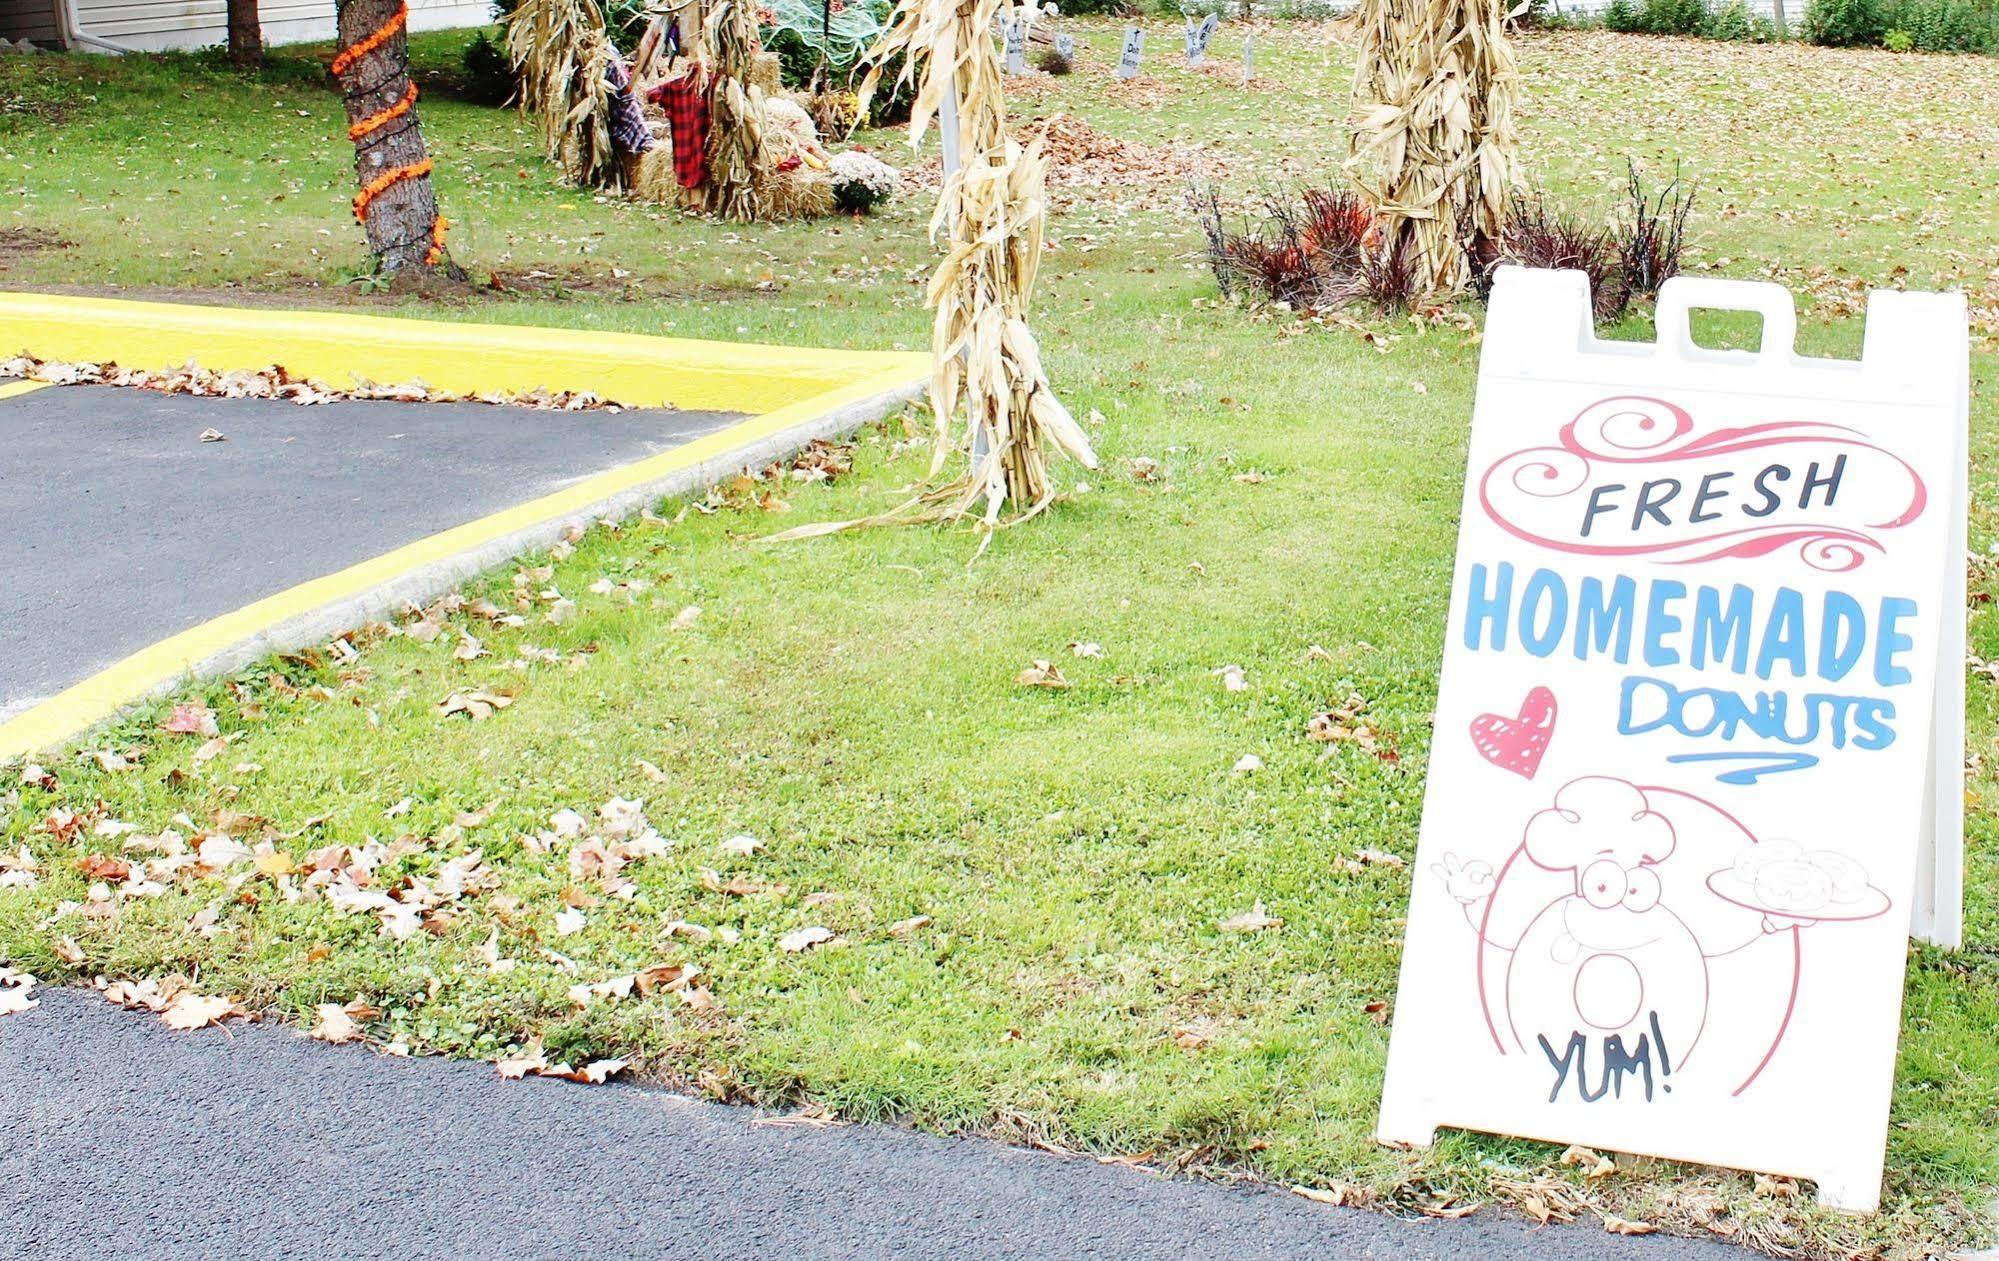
xmin=1201 ymin=160 xmax=1695 ymax=324
xmin=1492 ymin=195 xmax=1622 ymax=320
xmin=1482 ymin=160 xmax=1696 ymax=320
xmin=1198 ymin=184 xmax=1412 ymax=314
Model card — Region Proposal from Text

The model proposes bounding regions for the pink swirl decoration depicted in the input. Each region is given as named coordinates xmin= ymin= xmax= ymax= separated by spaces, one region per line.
xmin=1478 ymin=395 xmax=1927 ymax=572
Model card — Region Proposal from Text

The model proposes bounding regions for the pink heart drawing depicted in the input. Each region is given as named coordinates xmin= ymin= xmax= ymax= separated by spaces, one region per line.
xmin=1469 ymin=687 xmax=1557 ymax=780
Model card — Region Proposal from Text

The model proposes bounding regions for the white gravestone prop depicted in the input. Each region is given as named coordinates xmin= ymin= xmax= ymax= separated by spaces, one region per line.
xmin=1002 ymin=8 xmax=1029 ymax=73
xmin=1184 ymin=12 xmax=1219 ymax=64
xmin=1055 ymin=32 xmax=1075 ymax=56
xmin=1116 ymin=25 xmax=1143 ymax=79
xmin=1376 ymin=268 xmax=1968 ymax=1213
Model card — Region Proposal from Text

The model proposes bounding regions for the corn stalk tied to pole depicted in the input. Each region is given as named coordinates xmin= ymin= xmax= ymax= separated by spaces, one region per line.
xmin=1345 ymin=0 xmax=1524 ymax=301
xmin=770 ymin=0 xmax=1098 ymax=553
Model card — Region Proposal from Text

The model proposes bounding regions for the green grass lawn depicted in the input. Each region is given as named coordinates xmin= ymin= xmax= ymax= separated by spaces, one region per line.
xmin=5 ymin=21 xmax=1999 ymax=1258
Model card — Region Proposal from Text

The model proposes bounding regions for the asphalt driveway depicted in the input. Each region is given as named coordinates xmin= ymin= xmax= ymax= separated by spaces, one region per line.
xmin=0 ymin=988 xmax=1746 ymax=1261
xmin=0 ymin=383 xmax=742 ymax=723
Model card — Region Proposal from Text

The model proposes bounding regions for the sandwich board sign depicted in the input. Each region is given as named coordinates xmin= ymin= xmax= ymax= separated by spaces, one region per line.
xmin=1116 ymin=25 xmax=1143 ymax=78
xmin=1376 ymin=268 xmax=1968 ymax=1212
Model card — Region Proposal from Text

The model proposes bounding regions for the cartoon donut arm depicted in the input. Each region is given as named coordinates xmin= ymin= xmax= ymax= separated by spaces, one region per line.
xmin=1432 ymin=853 xmax=1518 ymax=951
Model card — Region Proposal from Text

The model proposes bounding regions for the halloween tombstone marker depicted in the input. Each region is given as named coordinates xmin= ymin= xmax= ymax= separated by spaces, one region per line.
xmin=1375 ymin=268 xmax=1969 ymax=1213
xmin=1185 ymin=12 xmax=1219 ymax=64
xmin=1003 ymin=9 xmax=1029 ymax=73
xmin=1116 ymin=24 xmax=1143 ymax=78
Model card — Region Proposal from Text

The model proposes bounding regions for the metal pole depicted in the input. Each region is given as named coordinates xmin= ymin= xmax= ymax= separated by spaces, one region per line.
xmin=937 ymin=70 xmax=962 ymax=179
xmin=934 ymin=58 xmax=977 ymax=458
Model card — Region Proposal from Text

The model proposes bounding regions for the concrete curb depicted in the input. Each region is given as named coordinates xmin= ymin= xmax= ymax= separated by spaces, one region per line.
xmin=168 ymin=378 xmax=923 ymax=693
xmin=0 ymin=374 xmax=923 ymax=761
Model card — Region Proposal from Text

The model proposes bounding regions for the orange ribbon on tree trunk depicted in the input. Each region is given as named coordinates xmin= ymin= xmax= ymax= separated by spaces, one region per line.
xmin=332 ymin=1 xmax=447 ymax=266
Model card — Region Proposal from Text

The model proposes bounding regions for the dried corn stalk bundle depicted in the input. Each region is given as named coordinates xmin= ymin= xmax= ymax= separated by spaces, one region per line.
xmin=506 ymin=0 xmax=623 ymax=189
xmin=1346 ymin=0 xmax=1521 ymax=301
xmin=785 ymin=0 xmax=1096 ymax=544
xmin=694 ymin=0 xmax=770 ymax=221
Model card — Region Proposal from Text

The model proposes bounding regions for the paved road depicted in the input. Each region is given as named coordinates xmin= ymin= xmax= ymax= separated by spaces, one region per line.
xmin=0 ymin=384 xmax=742 ymax=720
xmin=0 ymin=989 xmax=1743 ymax=1261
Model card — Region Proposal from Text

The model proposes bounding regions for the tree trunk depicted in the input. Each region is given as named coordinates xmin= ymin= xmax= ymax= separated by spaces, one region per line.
xmin=332 ymin=0 xmax=451 ymax=275
xmin=226 ymin=0 xmax=262 ymax=66
xmin=1771 ymin=0 xmax=1787 ymax=35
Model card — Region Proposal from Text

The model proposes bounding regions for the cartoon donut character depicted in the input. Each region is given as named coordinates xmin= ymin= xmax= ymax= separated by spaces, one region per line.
xmin=1504 ymin=777 xmax=1709 ymax=1069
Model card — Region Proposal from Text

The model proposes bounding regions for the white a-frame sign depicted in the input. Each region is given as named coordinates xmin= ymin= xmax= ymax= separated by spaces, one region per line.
xmin=1377 ymin=268 xmax=1969 ymax=1212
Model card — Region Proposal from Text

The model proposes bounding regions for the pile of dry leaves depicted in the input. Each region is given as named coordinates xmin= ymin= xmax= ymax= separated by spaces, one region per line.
xmin=1024 ymin=115 xmax=1227 ymax=190
xmin=907 ymin=116 xmax=1224 ymax=206
xmin=0 ymin=355 xmax=628 ymax=411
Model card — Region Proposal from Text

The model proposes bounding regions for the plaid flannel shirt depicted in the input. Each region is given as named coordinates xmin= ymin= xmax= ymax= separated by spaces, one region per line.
xmin=647 ymin=71 xmax=709 ymax=189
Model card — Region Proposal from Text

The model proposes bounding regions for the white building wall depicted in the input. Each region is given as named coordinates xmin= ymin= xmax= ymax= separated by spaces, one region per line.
xmin=1554 ymin=0 xmax=1781 ymax=13
xmin=58 ymin=0 xmax=488 ymax=51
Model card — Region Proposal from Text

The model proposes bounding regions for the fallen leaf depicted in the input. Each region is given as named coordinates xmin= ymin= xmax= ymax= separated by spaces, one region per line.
xmin=437 ymin=690 xmax=514 ymax=721
xmin=1753 ymin=1173 xmax=1799 ymax=1199
xmin=0 ymin=970 xmax=37 ymax=1017
xmin=1220 ymin=902 xmax=1282 ymax=933
xmin=887 ymin=915 xmax=932 ymax=937
xmin=561 ymin=1058 xmax=627 ymax=1084
xmin=1212 ymin=663 xmax=1248 ymax=692
xmin=634 ymin=963 xmax=698 ymax=996
xmin=1335 ymin=847 xmax=1407 ymax=873
xmin=196 ymin=833 xmax=253 ymax=871
xmin=84 ymin=749 xmax=133 ymax=773
xmin=496 ymin=1038 xmax=549 ymax=1079
xmin=1561 ymin=1145 xmax=1618 ymax=1180
xmin=1292 ymin=1183 xmax=1369 ymax=1207
xmin=1095 ymin=1150 xmax=1156 ymax=1168
xmin=718 ymin=834 xmax=765 ymax=857
xmin=1069 ymin=641 xmax=1104 ymax=658
xmin=161 ymin=702 xmax=219 ymax=737
xmin=779 ymin=925 xmax=837 ymax=954
xmin=253 ymin=848 xmax=298 ymax=876
xmin=1602 ymin=1214 xmax=1656 ymax=1236
xmin=701 ymin=869 xmax=787 ymax=897
xmin=568 ymin=974 xmax=637 ymax=1005
xmin=670 ymin=605 xmax=702 ymax=631
xmin=75 ymin=853 xmax=131 ymax=882
xmin=198 ymin=427 xmax=226 ymax=442
xmin=1231 ymin=753 xmax=1263 ymax=774
xmin=161 ymin=991 xmax=242 ymax=1031
xmin=1016 ymin=659 xmax=1073 ymax=689
xmin=309 ymin=999 xmax=379 ymax=1044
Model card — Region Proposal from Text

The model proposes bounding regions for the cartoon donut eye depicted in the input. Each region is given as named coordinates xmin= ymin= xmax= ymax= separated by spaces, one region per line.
xmin=1581 ymin=858 xmax=1628 ymax=909
xmin=1622 ymin=866 xmax=1662 ymax=912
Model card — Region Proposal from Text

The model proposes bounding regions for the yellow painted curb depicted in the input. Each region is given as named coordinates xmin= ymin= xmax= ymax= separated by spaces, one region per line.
xmin=0 ymin=292 xmax=926 ymax=416
xmin=0 ymin=379 xmax=49 ymax=401
xmin=0 ymin=296 xmax=929 ymax=761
